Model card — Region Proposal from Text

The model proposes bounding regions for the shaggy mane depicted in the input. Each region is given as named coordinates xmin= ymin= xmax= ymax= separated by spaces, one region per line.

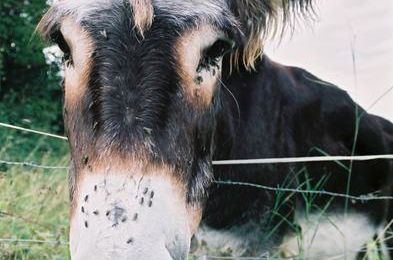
xmin=37 ymin=0 xmax=314 ymax=69
xmin=232 ymin=0 xmax=314 ymax=70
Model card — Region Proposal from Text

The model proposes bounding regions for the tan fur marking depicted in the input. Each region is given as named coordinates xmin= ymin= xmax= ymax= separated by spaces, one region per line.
xmin=188 ymin=205 xmax=203 ymax=236
xmin=175 ymin=25 xmax=223 ymax=108
xmin=61 ymin=18 xmax=94 ymax=107
xmin=130 ymin=0 xmax=154 ymax=36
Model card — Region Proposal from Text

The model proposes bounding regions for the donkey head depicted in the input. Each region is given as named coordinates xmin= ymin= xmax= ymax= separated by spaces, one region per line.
xmin=38 ymin=0 xmax=311 ymax=259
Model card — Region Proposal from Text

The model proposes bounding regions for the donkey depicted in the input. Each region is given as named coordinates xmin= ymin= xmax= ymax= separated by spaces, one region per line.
xmin=38 ymin=0 xmax=393 ymax=259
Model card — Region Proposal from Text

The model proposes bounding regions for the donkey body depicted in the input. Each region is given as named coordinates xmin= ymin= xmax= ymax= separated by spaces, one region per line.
xmin=198 ymin=55 xmax=393 ymax=258
xmin=38 ymin=0 xmax=393 ymax=259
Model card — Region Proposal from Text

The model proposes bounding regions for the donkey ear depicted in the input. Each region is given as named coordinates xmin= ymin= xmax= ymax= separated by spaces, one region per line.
xmin=231 ymin=0 xmax=313 ymax=70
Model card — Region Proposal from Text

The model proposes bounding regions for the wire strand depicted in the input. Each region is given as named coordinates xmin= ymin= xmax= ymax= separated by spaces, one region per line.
xmin=0 ymin=238 xmax=68 ymax=245
xmin=212 ymin=154 xmax=393 ymax=165
xmin=214 ymin=180 xmax=393 ymax=201
xmin=0 ymin=160 xmax=68 ymax=170
xmin=1 ymin=122 xmax=392 ymax=165
xmin=0 ymin=122 xmax=67 ymax=140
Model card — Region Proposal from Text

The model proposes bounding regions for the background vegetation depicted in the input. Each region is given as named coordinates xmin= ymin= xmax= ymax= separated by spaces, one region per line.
xmin=0 ymin=1 xmax=69 ymax=259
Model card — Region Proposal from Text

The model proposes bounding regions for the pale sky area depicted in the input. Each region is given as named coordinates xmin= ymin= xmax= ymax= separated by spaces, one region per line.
xmin=266 ymin=0 xmax=393 ymax=122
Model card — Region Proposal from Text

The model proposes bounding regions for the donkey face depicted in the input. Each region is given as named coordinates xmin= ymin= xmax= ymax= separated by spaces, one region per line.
xmin=38 ymin=0 xmax=311 ymax=259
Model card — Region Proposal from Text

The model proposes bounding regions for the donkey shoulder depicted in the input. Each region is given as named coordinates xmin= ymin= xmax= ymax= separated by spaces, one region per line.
xmin=260 ymin=56 xmax=393 ymax=156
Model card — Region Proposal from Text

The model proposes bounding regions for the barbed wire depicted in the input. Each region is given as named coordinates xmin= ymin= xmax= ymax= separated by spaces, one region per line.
xmin=214 ymin=180 xmax=393 ymax=201
xmin=1 ymin=160 xmax=392 ymax=201
xmin=0 ymin=160 xmax=68 ymax=170
xmin=0 ymin=238 xmax=68 ymax=246
xmin=1 ymin=158 xmax=393 ymax=201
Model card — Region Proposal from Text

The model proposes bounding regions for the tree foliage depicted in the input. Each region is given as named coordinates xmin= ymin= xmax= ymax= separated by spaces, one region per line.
xmin=0 ymin=0 xmax=63 ymax=131
xmin=0 ymin=0 xmax=66 ymax=161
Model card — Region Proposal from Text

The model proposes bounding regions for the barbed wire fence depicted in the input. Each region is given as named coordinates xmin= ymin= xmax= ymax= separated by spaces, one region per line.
xmin=0 ymin=120 xmax=393 ymax=259
xmin=2 ymin=157 xmax=393 ymax=202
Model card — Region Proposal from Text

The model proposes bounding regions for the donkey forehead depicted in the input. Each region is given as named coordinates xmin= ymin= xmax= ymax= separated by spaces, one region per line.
xmin=154 ymin=0 xmax=230 ymax=18
xmin=51 ymin=0 xmax=232 ymax=28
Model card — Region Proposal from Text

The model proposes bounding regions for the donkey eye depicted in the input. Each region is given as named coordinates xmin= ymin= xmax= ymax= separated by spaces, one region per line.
xmin=204 ymin=38 xmax=235 ymax=60
xmin=51 ymin=31 xmax=72 ymax=65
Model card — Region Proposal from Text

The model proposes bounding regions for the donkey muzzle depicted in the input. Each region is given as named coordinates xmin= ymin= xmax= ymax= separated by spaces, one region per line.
xmin=69 ymin=172 xmax=192 ymax=260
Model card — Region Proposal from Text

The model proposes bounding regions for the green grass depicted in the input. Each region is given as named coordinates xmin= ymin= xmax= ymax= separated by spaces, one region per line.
xmin=0 ymin=133 xmax=69 ymax=260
